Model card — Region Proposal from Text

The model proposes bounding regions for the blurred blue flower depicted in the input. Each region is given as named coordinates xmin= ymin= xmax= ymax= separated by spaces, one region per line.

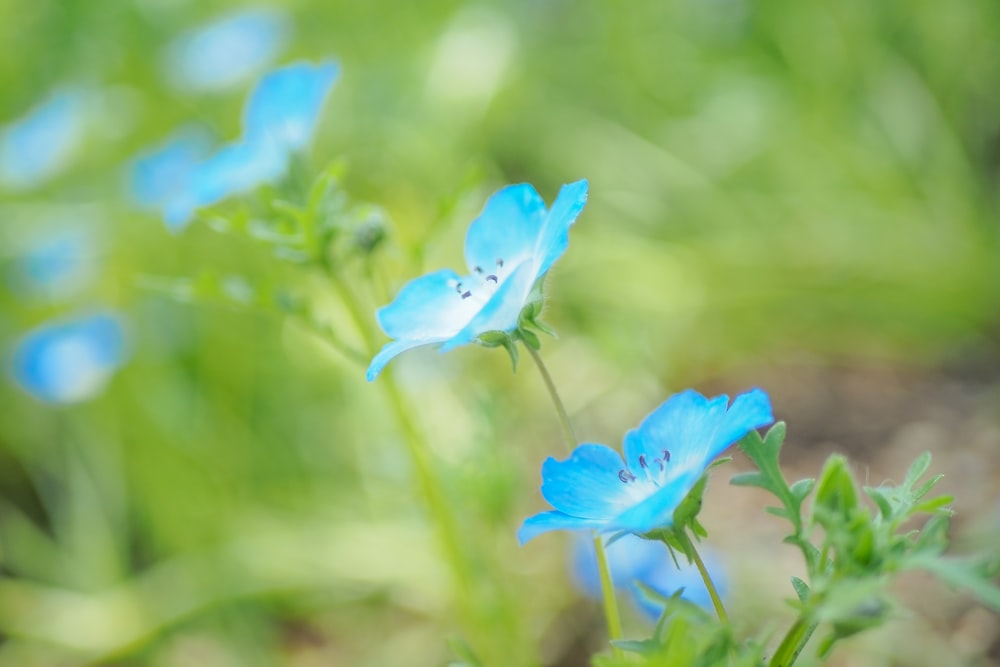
xmin=8 ymin=226 xmax=99 ymax=300
xmin=165 ymin=8 xmax=290 ymax=93
xmin=366 ymin=179 xmax=588 ymax=381
xmin=519 ymin=388 xmax=773 ymax=542
xmin=11 ymin=312 xmax=127 ymax=404
xmin=572 ymin=534 xmax=726 ymax=620
xmin=0 ymin=88 xmax=87 ymax=190
xmin=138 ymin=60 xmax=340 ymax=231
xmin=130 ymin=127 xmax=213 ymax=208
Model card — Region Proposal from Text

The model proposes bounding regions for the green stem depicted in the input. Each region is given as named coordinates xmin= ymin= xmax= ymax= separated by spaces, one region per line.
xmin=593 ymin=532 xmax=624 ymax=650
xmin=322 ymin=267 xmax=476 ymax=604
xmin=769 ymin=616 xmax=816 ymax=667
xmin=687 ymin=537 xmax=729 ymax=624
xmin=524 ymin=344 xmax=576 ymax=451
xmin=525 ymin=345 xmax=623 ymax=654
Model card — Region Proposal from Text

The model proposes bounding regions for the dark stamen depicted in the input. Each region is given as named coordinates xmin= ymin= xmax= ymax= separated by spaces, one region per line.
xmin=638 ymin=454 xmax=648 ymax=469
xmin=663 ymin=449 xmax=671 ymax=463
xmin=496 ymin=258 xmax=504 ymax=267
xmin=618 ymin=469 xmax=636 ymax=483
xmin=486 ymin=274 xmax=498 ymax=283
xmin=454 ymin=282 xmax=463 ymax=293
xmin=474 ymin=266 xmax=484 ymax=274
xmin=461 ymin=290 xmax=472 ymax=299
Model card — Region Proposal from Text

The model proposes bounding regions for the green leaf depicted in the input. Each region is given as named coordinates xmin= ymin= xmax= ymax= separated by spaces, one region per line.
xmin=790 ymin=576 xmax=810 ymax=602
xmin=814 ymin=455 xmax=858 ymax=517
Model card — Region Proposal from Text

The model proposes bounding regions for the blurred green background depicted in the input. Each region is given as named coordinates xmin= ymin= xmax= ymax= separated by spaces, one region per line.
xmin=1 ymin=0 xmax=998 ymax=665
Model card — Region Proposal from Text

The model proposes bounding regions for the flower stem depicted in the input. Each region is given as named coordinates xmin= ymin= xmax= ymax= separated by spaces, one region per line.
xmin=525 ymin=345 xmax=623 ymax=654
xmin=769 ymin=616 xmax=816 ymax=667
xmin=593 ymin=532 xmax=624 ymax=650
xmin=687 ymin=536 xmax=729 ymax=624
xmin=524 ymin=344 xmax=576 ymax=451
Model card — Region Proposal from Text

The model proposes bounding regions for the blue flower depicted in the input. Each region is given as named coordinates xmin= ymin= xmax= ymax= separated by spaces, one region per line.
xmin=0 ymin=88 xmax=87 ymax=190
xmin=165 ymin=8 xmax=289 ymax=93
xmin=136 ymin=60 xmax=340 ymax=230
xmin=8 ymin=225 xmax=99 ymax=300
xmin=11 ymin=312 xmax=127 ymax=404
xmin=366 ymin=179 xmax=588 ymax=381
xmin=130 ymin=127 xmax=213 ymax=209
xmin=572 ymin=533 xmax=727 ymax=620
xmin=519 ymin=388 xmax=773 ymax=542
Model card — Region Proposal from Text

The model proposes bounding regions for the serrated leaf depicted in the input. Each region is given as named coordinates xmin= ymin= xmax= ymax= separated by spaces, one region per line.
xmin=729 ymin=472 xmax=767 ymax=488
xmin=790 ymin=576 xmax=810 ymax=602
xmin=912 ymin=474 xmax=944 ymax=501
xmin=902 ymin=452 xmax=932 ymax=489
xmin=766 ymin=506 xmax=790 ymax=519
xmin=864 ymin=488 xmax=893 ymax=519
xmin=789 ymin=478 xmax=816 ymax=502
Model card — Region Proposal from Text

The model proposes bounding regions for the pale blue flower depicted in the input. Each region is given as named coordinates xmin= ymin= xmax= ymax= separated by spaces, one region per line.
xmin=11 ymin=312 xmax=127 ymax=404
xmin=366 ymin=179 xmax=588 ymax=381
xmin=0 ymin=88 xmax=87 ymax=190
xmin=138 ymin=60 xmax=339 ymax=230
xmin=165 ymin=8 xmax=289 ymax=93
xmin=572 ymin=534 xmax=727 ymax=620
xmin=130 ymin=127 xmax=213 ymax=209
xmin=8 ymin=226 xmax=99 ymax=300
xmin=519 ymin=388 xmax=773 ymax=541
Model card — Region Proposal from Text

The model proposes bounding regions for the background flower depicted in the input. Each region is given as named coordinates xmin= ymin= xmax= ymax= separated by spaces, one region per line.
xmin=135 ymin=60 xmax=340 ymax=230
xmin=0 ymin=88 xmax=88 ymax=190
xmin=10 ymin=312 xmax=127 ymax=404
xmin=366 ymin=179 xmax=588 ymax=381
xmin=164 ymin=8 xmax=290 ymax=94
xmin=571 ymin=533 xmax=727 ymax=620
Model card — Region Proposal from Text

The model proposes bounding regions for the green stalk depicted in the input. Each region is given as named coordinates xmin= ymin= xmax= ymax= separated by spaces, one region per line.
xmin=687 ymin=537 xmax=728 ymax=624
xmin=525 ymin=346 xmax=624 ymax=655
xmin=524 ymin=344 xmax=576 ymax=450
xmin=769 ymin=616 xmax=816 ymax=667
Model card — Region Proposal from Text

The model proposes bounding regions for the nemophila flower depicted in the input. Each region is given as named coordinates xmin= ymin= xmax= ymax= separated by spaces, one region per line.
xmin=130 ymin=127 xmax=213 ymax=209
xmin=519 ymin=388 xmax=773 ymax=542
xmin=365 ymin=179 xmax=588 ymax=381
xmin=8 ymin=225 xmax=99 ymax=300
xmin=572 ymin=533 xmax=726 ymax=620
xmin=11 ymin=312 xmax=127 ymax=404
xmin=135 ymin=60 xmax=340 ymax=230
xmin=0 ymin=88 xmax=88 ymax=190
xmin=165 ymin=8 xmax=290 ymax=93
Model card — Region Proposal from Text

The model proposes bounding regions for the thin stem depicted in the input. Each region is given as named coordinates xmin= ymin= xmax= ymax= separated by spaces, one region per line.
xmin=687 ymin=537 xmax=729 ymax=624
xmin=525 ymin=345 xmax=622 ymax=654
xmin=769 ymin=616 xmax=816 ymax=667
xmin=524 ymin=344 xmax=576 ymax=450
xmin=593 ymin=532 xmax=624 ymax=655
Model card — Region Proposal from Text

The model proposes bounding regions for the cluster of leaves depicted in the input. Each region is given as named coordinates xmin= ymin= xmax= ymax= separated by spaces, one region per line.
xmin=604 ymin=423 xmax=1000 ymax=667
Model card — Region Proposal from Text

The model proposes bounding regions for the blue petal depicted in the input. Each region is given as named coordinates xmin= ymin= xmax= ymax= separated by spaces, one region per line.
xmin=624 ymin=389 xmax=771 ymax=479
xmin=376 ymin=268 xmax=480 ymax=340
xmin=366 ymin=339 xmax=434 ymax=382
xmin=607 ymin=467 xmax=705 ymax=534
xmin=165 ymin=139 xmax=287 ymax=231
xmin=535 ymin=179 xmax=588 ymax=277
xmin=518 ymin=511 xmax=605 ymax=545
xmin=11 ymin=312 xmax=127 ymax=404
xmin=463 ymin=184 xmax=546 ymax=276
xmin=537 ymin=443 xmax=635 ymax=520
xmin=0 ymin=89 xmax=86 ymax=190
xmin=439 ymin=259 xmax=535 ymax=351
xmin=165 ymin=9 xmax=289 ymax=93
xmin=243 ymin=60 xmax=340 ymax=152
xmin=130 ymin=127 xmax=212 ymax=207
xmin=571 ymin=533 xmax=662 ymax=599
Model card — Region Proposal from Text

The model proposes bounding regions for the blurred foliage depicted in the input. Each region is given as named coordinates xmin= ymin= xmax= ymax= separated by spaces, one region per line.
xmin=0 ymin=0 xmax=998 ymax=665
